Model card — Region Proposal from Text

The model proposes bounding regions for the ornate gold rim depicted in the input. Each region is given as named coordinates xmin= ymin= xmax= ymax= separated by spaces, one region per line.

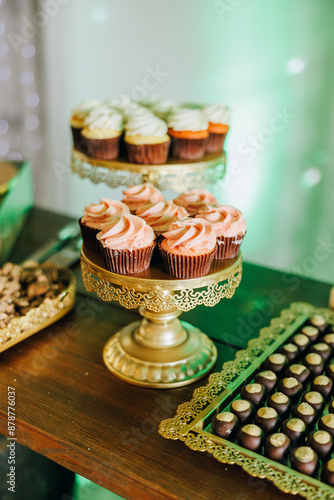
xmin=159 ymin=302 xmax=334 ymax=499
xmin=0 ymin=265 xmax=76 ymax=353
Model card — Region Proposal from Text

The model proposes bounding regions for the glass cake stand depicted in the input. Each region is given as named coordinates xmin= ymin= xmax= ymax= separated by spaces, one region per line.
xmin=81 ymin=246 xmax=242 ymax=388
xmin=72 ymin=149 xmax=226 ymax=192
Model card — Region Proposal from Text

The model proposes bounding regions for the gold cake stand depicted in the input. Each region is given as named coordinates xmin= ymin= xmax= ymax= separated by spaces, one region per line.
xmin=81 ymin=247 xmax=242 ymax=388
xmin=72 ymin=149 xmax=226 ymax=192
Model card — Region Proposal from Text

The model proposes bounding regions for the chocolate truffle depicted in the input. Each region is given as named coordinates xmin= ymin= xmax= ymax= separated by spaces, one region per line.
xmin=285 ymin=364 xmax=310 ymax=384
xmin=267 ymin=392 xmax=291 ymax=417
xmin=230 ymin=399 xmax=254 ymax=424
xmin=278 ymin=343 xmax=299 ymax=363
xmin=302 ymin=391 xmax=325 ymax=413
xmin=309 ymin=343 xmax=332 ymax=362
xmin=240 ymin=383 xmax=266 ymax=407
xmin=311 ymin=375 xmax=333 ymax=398
xmin=277 ymin=377 xmax=303 ymax=401
xmin=290 ymin=446 xmax=318 ymax=476
xmin=237 ymin=424 xmax=264 ymax=451
xmin=264 ymin=353 xmax=287 ymax=374
xmin=321 ymin=458 xmax=334 ymax=486
xmin=254 ymin=370 xmax=277 ymax=393
xmin=307 ymin=430 xmax=333 ymax=459
xmin=264 ymin=433 xmax=291 ymax=463
xmin=319 ymin=414 xmax=334 ymax=438
xmin=292 ymin=333 xmax=310 ymax=353
xmin=303 ymin=352 xmax=324 ymax=376
xmin=324 ymin=334 xmax=334 ymax=350
xmin=211 ymin=411 xmax=239 ymax=439
xmin=309 ymin=315 xmax=327 ymax=333
xmin=300 ymin=325 xmax=319 ymax=343
xmin=325 ymin=363 xmax=334 ymax=381
xmin=292 ymin=403 xmax=317 ymax=426
xmin=281 ymin=418 xmax=306 ymax=445
xmin=254 ymin=407 xmax=280 ymax=434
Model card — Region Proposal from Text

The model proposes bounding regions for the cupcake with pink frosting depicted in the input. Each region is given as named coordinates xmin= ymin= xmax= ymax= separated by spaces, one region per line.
xmin=121 ymin=183 xmax=164 ymax=213
xmin=79 ymin=199 xmax=129 ymax=252
xmin=173 ymin=189 xmax=217 ymax=216
xmin=97 ymin=214 xmax=155 ymax=274
xmin=196 ymin=204 xmax=246 ymax=259
xmin=159 ymin=218 xmax=216 ymax=278
xmin=136 ymin=201 xmax=188 ymax=237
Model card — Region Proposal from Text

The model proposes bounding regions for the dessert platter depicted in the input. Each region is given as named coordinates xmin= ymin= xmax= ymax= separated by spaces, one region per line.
xmin=71 ymin=96 xmax=228 ymax=190
xmin=159 ymin=303 xmax=334 ymax=499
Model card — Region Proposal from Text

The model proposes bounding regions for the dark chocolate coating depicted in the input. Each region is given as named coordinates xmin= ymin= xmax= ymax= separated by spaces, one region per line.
xmin=211 ymin=412 xmax=239 ymax=440
xmin=325 ymin=363 xmax=334 ymax=381
xmin=254 ymin=407 xmax=280 ymax=434
xmin=267 ymin=392 xmax=291 ymax=417
xmin=310 ymin=375 xmax=333 ymax=398
xmin=318 ymin=414 xmax=334 ymax=438
xmin=292 ymin=333 xmax=310 ymax=353
xmin=230 ymin=399 xmax=255 ymax=424
xmin=281 ymin=418 xmax=306 ymax=445
xmin=301 ymin=391 xmax=325 ymax=413
xmin=277 ymin=377 xmax=303 ymax=401
xmin=263 ymin=353 xmax=287 ymax=374
xmin=309 ymin=315 xmax=327 ymax=333
xmin=329 ymin=399 xmax=334 ymax=414
xmin=309 ymin=343 xmax=332 ymax=362
xmin=278 ymin=344 xmax=299 ymax=363
xmin=306 ymin=430 xmax=333 ymax=459
xmin=290 ymin=447 xmax=318 ymax=476
xmin=321 ymin=458 xmax=334 ymax=486
xmin=254 ymin=371 xmax=277 ymax=393
xmin=291 ymin=403 xmax=317 ymax=427
xmin=300 ymin=325 xmax=320 ymax=343
xmin=303 ymin=353 xmax=324 ymax=376
xmin=264 ymin=433 xmax=291 ymax=463
xmin=236 ymin=425 xmax=264 ymax=451
xmin=323 ymin=334 xmax=334 ymax=350
xmin=240 ymin=383 xmax=266 ymax=407
xmin=284 ymin=364 xmax=310 ymax=384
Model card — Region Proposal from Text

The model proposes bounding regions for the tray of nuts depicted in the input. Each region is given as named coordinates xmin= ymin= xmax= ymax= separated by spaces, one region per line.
xmin=0 ymin=261 xmax=76 ymax=353
xmin=159 ymin=302 xmax=334 ymax=499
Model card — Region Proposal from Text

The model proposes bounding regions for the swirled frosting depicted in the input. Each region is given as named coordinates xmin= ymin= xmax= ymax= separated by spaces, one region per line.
xmin=161 ymin=218 xmax=216 ymax=255
xmin=136 ymin=201 xmax=188 ymax=234
xmin=104 ymin=95 xmax=134 ymax=109
xmin=122 ymin=183 xmax=164 ymax=212
xmin=151 ymin=100 xmax=178 ymax=119
xmin=173 ymin=189 xmax=218 ymax=216
xmin=202 ymin=104 xmax=231 ymax=125
xmin=84 ymin=108 xmax=123 ymax=131
xmin=137 ymin=95 xmax=160 ymax=108
xmin=81 ymin=200 xmax=114 ymax=229
xmin=196 ymin=204 xmax=246 ymax=237
xmin=125 ymin=111 xmax=168 ymax=137
xmin=72 ymin=100 xmax=102 ymax=119
xmin=97 ymin=214 xmax=155 ymax=250
xmin=167 ymin=108 xmax=208 ymax=132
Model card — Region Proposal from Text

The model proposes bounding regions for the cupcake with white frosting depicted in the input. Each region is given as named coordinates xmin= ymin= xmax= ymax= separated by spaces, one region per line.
xmin=196 ymin=204 xmax=246 ymax=259
xmin=202 ymin=104 xmax=231 ymax=153
xmin=81 ymin=108 xmax=123 ymax=159
xmin=151 ymin=100 xmax=178 ymax=120
xmin=70 ymin=99 xmax=102 ymax=151
xmin=124 ymin=109 xmax=170 ymax=164
xmin=167 ymin=108 xmax=209 ymax=160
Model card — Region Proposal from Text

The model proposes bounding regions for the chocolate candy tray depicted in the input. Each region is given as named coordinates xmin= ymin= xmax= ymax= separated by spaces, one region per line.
xmin=159 ymin=302 xmax=334 ymax=499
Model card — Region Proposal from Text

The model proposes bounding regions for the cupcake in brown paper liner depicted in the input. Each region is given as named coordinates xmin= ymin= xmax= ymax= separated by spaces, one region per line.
xmin=167 ymin=108 xmax=209 ymax=160
xmin=159 ymin=218 xmax=216 ymax=279
xmin=79 ymin=199 xmax=130 ymax=252
xmin=81 ymin=107 xmax=123 ymax=160
xmin=173 ymin=189 xmax=217 ymax=216
xmin=196 ymin=205 xmax=246 ymax=259
xmin=70 ymin=99 xmax=102 ymax=152
xmin=124 ymin=108 xmax=170 ymax=164
xmin=202 ymin=104 xmax=231 ymax=153
xmin=97 ymin=214 xmax=155 ymax=275
xmin=122 ymin=182 xmax=164 ymax=214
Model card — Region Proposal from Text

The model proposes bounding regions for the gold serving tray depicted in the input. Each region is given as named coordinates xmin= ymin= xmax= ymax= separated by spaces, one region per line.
xmin=0 ymin=264 xmax=76 ymax=353
xmin=159 ymin=302 xmax=334 ymax=499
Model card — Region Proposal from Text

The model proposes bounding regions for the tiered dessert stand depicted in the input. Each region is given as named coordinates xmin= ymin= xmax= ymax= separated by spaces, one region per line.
xmin=73 ymin=148 xmax=243 ymax=388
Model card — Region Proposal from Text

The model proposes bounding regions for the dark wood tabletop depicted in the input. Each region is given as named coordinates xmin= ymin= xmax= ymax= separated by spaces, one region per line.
xmin=0 ymin=208 xmax=332 ymax=500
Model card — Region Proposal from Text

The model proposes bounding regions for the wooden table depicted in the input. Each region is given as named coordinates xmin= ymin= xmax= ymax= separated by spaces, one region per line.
xmin=0 ymin=208 xmax=332 ymax=500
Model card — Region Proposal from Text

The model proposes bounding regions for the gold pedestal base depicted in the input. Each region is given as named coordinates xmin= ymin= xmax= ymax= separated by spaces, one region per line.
xmin=103 ymin=307 xmax=217 ymax=388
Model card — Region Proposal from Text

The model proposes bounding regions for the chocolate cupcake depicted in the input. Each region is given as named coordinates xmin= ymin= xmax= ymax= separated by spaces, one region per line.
xmin=159 ymin=219 xmax=216 ymax=279
xmin=285 ymin=364 xmax=310 ymax=384
xmin=237 ymin=424 xmax=264 ymax=451
xmin=211 ymin=411 xmax=239 ymax=439
xmin=264 ymin=433 xmax=291 ymax=462
xmin=168 ymin=108 xmax=209 ymax=160
xmin=230 ymin=399 xmax=254 ymax=424
xmin=290 ymin=446 xmax=318 ymax=475
xmin=307 ymin=430 xmax=333 ymax=459
xmin=254 ymin=370 xmax=277 ymax=393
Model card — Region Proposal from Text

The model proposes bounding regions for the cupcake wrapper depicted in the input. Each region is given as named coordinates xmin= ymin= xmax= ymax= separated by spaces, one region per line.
xmin=215 ymin=233 xmax=245 ymax=259
xmin=86 ymin=136 xmax=120 ymax=160
xmin=159 ymin=243 xmax=215 ymax=279
xmin=79 ymin=218 xmax=100 ymax=253
xmin=125 ymin=140 xmax=170 ymax=164
xmin=71 ymin=126 xmax=82 ymax=150
xmin=102 ymin=244 xmax=155 ymax=274
xmin=206 ymin=132 xmax=227 ymax=153
xmin=170 ymin=137 xmax=208 ymax=160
